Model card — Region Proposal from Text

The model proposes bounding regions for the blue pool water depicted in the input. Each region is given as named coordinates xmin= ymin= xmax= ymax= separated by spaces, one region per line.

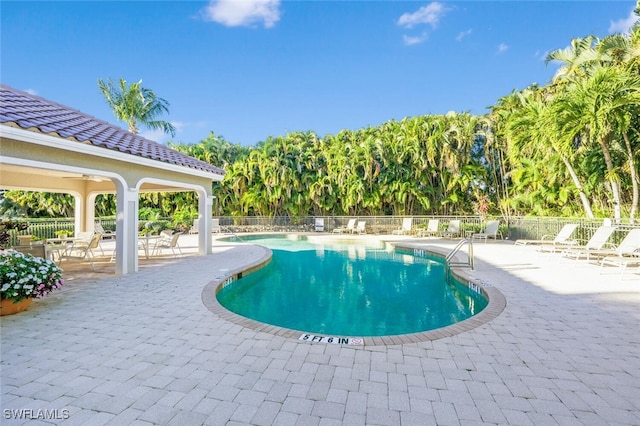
xmin=216 ymin=235 xmax=487 ymax=337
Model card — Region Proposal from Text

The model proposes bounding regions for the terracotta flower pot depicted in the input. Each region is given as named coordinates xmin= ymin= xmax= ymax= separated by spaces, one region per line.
xmin=0 ymin=298 xmax=32 ymax=316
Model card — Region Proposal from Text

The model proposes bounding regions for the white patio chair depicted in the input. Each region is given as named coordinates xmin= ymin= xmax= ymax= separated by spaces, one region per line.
xmin=598 ymin=229 xmax=640 ymax=278
xmin=440 ymin=220 xmax=461 ymax=239
xmin=94 ymin=222 xmax=115 ymax=240
xmin=392 ymin=218 xmax=413 ymax=235
xmin=60 ymin=232 xmax=103 ymax=270
xmin=515 ymin=223 xmax=579 ymax=247
xmin=333 ymin=218 xmax=357 ymax=234
xmin=418 ymin=219 xmax=440 ymax=237
xmin=471 ymin=220 xmax=502 ymax=243
xmin=152 ymin=231 xmax=183 ymax=257
xmin=561 ymin=226 xmax=616 ymax=261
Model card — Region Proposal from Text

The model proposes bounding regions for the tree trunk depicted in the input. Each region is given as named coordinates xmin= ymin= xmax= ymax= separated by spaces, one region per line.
xmin=561 ymin=156 xmax=595 ymax=219
xmin=600 ymin=136 xmax=622 ymax=222
xmin=622 ymin=132 xmax=638 ymax=224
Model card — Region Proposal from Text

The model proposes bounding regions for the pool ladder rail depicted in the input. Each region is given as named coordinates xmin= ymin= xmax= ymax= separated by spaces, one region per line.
xmin=445 ymin=238 xmax=474 ymax=270
xmin=220 ymin=226 xmax=246 ymax=243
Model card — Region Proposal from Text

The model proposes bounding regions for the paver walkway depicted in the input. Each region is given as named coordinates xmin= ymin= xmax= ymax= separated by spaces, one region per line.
xmin=1 ymin=235 xmax=639 ymax=425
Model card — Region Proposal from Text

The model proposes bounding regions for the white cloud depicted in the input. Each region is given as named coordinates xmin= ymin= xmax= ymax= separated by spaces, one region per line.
xmin=24 ymin=88 xmax=38 ymax=95
xmin=498 ymin=43 xmax=509 ymax=53
xmin=140 ymin=128 xmax=167 ymax=143
xmin=456 ymin=29 xmax=472 ymax=41
xmin=609 ymin=8 xmax=639 ymax=34
xmin=202 ymin=0 xmax=281 ymax=28
xmin=171 ymin=121 xmax=186 ymax=133
xmin=397 ymin=2 xmax=448 ymax=29
xmin=403 ymin=33 xmax=429 ymax=46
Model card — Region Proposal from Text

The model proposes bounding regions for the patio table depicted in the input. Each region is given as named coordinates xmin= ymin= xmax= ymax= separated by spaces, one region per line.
xmin=139 ymin=234 xmax=162 ymax=259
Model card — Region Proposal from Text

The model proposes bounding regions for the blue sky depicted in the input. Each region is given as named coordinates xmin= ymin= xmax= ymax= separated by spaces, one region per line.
xmin=2 ymin=1 xmax=638 ymax=146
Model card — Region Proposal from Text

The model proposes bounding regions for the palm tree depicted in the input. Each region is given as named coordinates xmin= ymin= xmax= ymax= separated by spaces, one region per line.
xmin=545 ymin=36 xmax=600 ymax=84
xmin=551 ymin=66 xmax=640 ymax=221
xmin=597 ymin=28 xmax=640 ymax=222
xmin=505 ymin=89 xmax=595 ymax=218
xmin=98 ymin=78 xmax=176 ymax=137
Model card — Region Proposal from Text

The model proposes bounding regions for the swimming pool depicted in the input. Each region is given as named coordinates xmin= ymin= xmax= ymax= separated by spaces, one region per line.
xmin=215 ymin=235 xmax=488 ymax=337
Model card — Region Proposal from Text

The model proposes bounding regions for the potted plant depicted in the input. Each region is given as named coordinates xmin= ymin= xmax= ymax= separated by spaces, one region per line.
xmin=0 ymin=251 xmax=64 ymax=315
xmin=55 ymin=230 xmax=73 ymax=239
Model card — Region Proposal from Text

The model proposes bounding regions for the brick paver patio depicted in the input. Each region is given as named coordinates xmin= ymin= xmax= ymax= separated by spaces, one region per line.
xmin=1 ymin=234 xmax=639 ymax=425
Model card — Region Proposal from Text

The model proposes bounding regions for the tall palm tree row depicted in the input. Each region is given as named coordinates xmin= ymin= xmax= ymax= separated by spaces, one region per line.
xmin=170 ymin=21 xmax=639 ymax=221
xmin=3 ymin=20 xmax=638 ymax=222
xmin=172 ymin=113 xmax=496 ymax=217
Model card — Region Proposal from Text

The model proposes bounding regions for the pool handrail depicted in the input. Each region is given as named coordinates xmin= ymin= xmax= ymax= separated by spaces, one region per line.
xmin=446 ymin=238 xmax=474 ymax=269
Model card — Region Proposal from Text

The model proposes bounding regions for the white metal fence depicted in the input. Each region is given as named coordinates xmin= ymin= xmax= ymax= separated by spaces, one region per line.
xmin=5 ymin=215 xmax=639 ymax=246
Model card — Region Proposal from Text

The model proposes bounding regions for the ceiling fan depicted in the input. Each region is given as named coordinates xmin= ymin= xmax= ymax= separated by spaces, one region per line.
xmin=62 ymin=174 xmax=108 ymax=182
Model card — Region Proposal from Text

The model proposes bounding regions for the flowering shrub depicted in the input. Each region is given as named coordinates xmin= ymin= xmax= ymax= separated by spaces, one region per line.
xmin=0 ymin=251 xmax=64 ymax=302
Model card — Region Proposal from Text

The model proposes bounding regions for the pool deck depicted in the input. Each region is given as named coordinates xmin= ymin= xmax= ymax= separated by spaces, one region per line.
xmin=1 ymin=234 xmax=639 ymax=425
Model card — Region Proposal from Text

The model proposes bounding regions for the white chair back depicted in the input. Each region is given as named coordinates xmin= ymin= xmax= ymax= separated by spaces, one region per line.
xmin=586 ymin=226 xmax=616 ymax=250
xmin=555 ymin=224 xmax=579 ymax=243
xmin=616 ymin=229 xmax=640 ymax=255
xmin=484 ymin=220 xmax=499 ymax=235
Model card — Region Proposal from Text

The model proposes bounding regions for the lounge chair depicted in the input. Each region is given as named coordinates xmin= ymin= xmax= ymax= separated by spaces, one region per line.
xmin=560 ymin=226 xmax=616 ymax=261
xmin=94 ymin=222 xmax=115 ymax=240
xmin=314 ymin=218 xmax=325 ymax=232
xmin=588 ymin=229 xmax=640 ymax=258
xmin=417 ymin=219 xmax=440 ymax=237
xmin=190 ymin=218 xmax=221 ymax=234
xmin=440 ymin=220 xmax=461 ymax=239
xmin=333 ymin=218 xmax=357 ymax=234
xmin=515 ymin=223 xmax=579 ymax=246
xmin=60 ymin=232 xmax=103 ymax=270
xmin=392 ymin=218 xmax=413 ymax=235
xmin=596 ymin=229 xmax=640 ymax=277
xmin=355 ymin=221 xmax=367 ymax=234
xmin=599 ymin=230 xmax=640 ymax=278
xmin=471 ymin=220 xmax=502 ymax=243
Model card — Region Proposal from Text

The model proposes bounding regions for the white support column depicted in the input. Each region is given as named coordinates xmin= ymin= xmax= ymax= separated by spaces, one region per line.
xmin=73 ymin=187 xmax=98 ymax=233
xmin=73 ymin=195 xmax=84 ymax=235
xmin=86 ymin=193 xmax=97 ymax=232
xmin=197 ymin=192 xmax=213 ymax=255
xmin=114 ymin=185 xmax=139 ymax=275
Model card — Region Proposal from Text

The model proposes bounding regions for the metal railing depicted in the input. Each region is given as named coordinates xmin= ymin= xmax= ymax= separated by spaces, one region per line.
xmin=220 ymin=226 xmax=246 ymax=243
xmin=445 ymin=238 xmax=474 ymax=269
xmin=5 ymin=215 xmax=639 ymax=247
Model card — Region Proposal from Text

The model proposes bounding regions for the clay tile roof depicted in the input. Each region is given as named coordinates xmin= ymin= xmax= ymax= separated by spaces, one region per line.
xmin=0 ymin=85 xmax=224 ymax=176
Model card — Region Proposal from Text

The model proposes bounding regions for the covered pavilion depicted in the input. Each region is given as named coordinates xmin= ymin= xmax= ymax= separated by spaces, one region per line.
xmin=0 ymin=84 xmax=225 ymax=275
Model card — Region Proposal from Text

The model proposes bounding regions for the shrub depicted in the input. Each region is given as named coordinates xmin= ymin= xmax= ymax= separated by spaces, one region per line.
xmin=0 ymin=251 xmax=64 ymax=302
